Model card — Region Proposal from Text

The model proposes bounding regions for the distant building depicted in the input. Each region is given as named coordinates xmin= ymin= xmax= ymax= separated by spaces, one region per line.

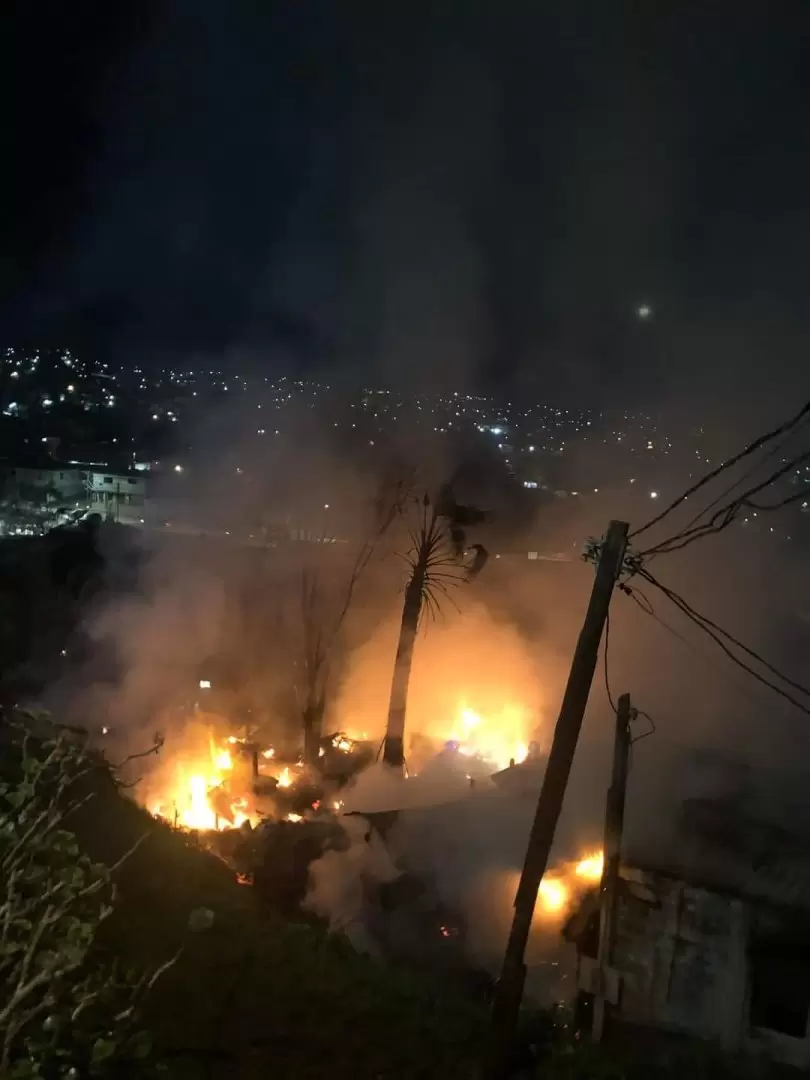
xmin=0 ymin=461 xmax=147 ymax=525
xmin=0 ymin=464 xmax=85 ymax=502
xmin=84 ymin=469 xmax=146 ymax=524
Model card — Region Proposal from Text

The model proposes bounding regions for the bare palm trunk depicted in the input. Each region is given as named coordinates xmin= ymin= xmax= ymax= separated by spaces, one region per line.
xmin=381 ymin=486 xmax=489 ymax=772
xmin=382 ymin=556 xmax=427 ymax=769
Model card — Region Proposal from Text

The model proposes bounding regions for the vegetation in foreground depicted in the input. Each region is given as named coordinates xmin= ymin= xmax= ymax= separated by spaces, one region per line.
xmin=1 ymin=717 xmax=784 ymax=1079
xmin=1 ymin=717 xmax=486 ymax=1079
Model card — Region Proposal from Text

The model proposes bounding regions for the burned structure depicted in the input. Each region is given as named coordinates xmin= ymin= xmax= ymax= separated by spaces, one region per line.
xmin=565 ymin=748 xmax=810 ymax=1069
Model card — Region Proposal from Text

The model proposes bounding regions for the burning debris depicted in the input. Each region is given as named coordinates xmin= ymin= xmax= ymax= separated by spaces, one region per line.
xmin=139 ymin=692 xmax=540 ymax=838
xmin=141 ymin=716 xmax=357 ymax=839
xmin=337 ymin=702 xmax=538 ymax=780
xmin=147 ymin=732 xmax=256 ymax=831
xmin=134 ymin=707 xmax=603 ymax=1014
xmin=535 ymin=851 xmax=605 ymax=919
xmin=443 ymin=705 xmax=531 ymax=772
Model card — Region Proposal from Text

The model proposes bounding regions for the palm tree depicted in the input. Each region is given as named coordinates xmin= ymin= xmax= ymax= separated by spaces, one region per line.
xmin=295 ymin=470 xmax=413 ymax=765
xmin=382 ymin=485 xmax=489 ymax=769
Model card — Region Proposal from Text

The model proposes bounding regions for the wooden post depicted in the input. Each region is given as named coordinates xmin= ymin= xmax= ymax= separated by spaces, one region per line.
xmin=592 ymin=691 xmax=632 ymax=1042
xmin=485 ymin=520 xmax=628 ymax=1078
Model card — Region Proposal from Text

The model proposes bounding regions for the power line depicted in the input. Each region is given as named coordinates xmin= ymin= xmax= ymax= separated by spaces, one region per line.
xmin=645 ymin=451 xmax=810 ymax=554
xmin=629 ymin=401 xmax=810 ymax=541
xmin=637 ymin=568 xmax=810 ymax=699
xmin=619 ymin=581 xmax=654 ymax=615
xmin=603 ymin=596 xmax=657 ymax=743
xmin=619 ymin=581 xmax=793 ymax=716
xmin=635 ymin=568 xmax=810 ymax=718
xmin=640 ymin=450 xmax=810 ymax=558
xmin=603 ymin=609 xmax=617 ymax=714
xmin=669 ymin=418 xmax=810 ymax=542
xmin=631 ymin=709 xmax=656 ymax=744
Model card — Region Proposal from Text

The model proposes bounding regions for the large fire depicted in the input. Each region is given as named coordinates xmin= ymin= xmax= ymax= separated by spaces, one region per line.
xmin=448 ymin=704 xmax=530 ymax=771
xmin=145 ymin=694 xmax=536 ymax=831
xmin=148 ymin=732 xmax=255 ymax=831
xmin=343 ymin=701 xmax=535 ymax=774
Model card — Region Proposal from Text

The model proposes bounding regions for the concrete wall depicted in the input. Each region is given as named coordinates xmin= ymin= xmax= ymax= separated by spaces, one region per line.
xmin=611 ymin=869 xmax=810 ymax=1068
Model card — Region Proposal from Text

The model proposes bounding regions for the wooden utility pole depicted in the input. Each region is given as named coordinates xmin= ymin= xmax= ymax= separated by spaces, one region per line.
xmin=485 ymin=520 xmax=628 ymax=1078
xmin=592 ymin=691 xmax=633 ymax=1042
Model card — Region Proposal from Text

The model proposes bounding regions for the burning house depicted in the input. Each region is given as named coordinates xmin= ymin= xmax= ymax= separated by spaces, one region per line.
xmin=564 ymin=747 xmax=810 ymax=1070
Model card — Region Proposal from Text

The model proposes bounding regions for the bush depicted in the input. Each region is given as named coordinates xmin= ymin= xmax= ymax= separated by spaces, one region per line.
xmin=0 ymin=720 xmax=173 ymax=1078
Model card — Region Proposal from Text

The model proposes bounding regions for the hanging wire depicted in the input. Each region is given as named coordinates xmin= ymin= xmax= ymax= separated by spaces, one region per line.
xmin=632 ymin=567 xmax=810 ymax=718
xmin=629 ymin=400 xmax=810 ymax=541
xmin=603 ymin=608 xmax=617 ymax=714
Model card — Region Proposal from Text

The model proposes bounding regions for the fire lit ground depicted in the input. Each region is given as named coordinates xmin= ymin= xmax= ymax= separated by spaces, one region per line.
xmin=140 ymin=704 xmax=603 ymax=920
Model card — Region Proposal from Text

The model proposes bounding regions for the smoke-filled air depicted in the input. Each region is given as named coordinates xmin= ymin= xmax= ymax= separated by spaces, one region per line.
xmin=3 ymin=5 xmax=809 ymax=1075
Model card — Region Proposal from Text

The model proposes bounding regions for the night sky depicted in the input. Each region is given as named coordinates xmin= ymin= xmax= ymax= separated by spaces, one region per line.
xmin=3 ymin=2 xmax=810 ymax=409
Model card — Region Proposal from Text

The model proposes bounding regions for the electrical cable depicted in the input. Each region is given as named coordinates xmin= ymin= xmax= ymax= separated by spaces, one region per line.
xmin=619 ymin=581 xmax=654 ymax=615
xmin=603 ymin=608 xmax=617 ymax=714
xmin=671 ymin=419 xmax=810 ymax=541
xmin=631 ymin=709 xmax=656 ymax=744
xmin=636 ymin=568 xmax=810 ymax=718
xmin=605 ymin=602 xmax=656 ymax=742
xmin=620 ymin=581 xmax=795 ymax=719
xmin=638 ymin=567 xmax=810 ymax=699
xmin=629 ymin=400 xmax=810 ymax=541
xmin=640 ymin=450 xmax=810 ymax=559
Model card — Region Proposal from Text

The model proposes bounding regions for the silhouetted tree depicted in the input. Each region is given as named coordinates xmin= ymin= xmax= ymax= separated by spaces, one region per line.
xmin=382 ymin=486 xmax=489 ymax=769
xmin=293 ymin=470 xmax=413 ymax=764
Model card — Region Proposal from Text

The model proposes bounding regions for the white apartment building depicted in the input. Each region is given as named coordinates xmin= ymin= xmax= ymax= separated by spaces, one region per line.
xmin=84 ymin=470 xmax=146 ymax=524
xmin=0 ymin=463 xmax=147 ymax=525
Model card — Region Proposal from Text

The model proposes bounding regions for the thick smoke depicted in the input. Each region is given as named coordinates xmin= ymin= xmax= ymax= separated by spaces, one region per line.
xmin=304 ymin=813 xmax=400 ymax=958
xmin=35 ymin=391 xmax=808 ymax=1009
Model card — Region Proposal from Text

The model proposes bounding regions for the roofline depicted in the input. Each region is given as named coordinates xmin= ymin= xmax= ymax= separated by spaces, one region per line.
xmin=621 ymin=859 xmax=810 ymax=918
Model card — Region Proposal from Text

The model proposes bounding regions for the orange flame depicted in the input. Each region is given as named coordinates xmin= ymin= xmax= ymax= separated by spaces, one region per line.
xmin=575 ymin=851 xmax=604 ymax=883
xmin=538 ymin=877 xmax=568 ymax=914
xmin=148 ymin=731 xmax=253 ymax=831
xmin=446 ymin=704 xmax=530 ymax=771
xmin=535 ymin=848 xmax=605 ymax=920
